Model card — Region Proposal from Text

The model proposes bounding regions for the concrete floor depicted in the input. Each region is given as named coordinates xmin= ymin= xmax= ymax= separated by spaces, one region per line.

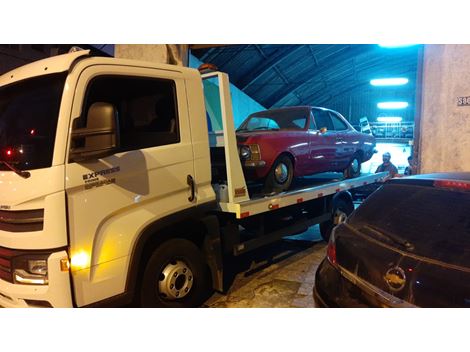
xmin=203 ymin=225 xmax=326 ymax=308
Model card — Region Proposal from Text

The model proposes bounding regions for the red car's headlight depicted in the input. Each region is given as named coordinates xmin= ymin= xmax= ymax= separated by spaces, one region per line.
xmin=239 ymin=144 xmax=261 ymax=161
xmin=239 ymin=145 xmax=251 ymax=160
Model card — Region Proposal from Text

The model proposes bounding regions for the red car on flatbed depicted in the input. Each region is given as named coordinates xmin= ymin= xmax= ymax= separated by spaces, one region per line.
xmin=236 ymin=106 xmax=376 ymax=192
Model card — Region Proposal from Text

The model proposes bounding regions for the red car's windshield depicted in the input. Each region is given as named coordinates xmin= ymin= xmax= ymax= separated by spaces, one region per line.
xmin=237 ymin=108 xmax=309 ymax=132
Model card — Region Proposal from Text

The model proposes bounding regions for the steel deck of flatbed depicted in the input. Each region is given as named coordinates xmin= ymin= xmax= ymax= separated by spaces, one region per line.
xmin=218 ymin=172 xmax=388 ymax=219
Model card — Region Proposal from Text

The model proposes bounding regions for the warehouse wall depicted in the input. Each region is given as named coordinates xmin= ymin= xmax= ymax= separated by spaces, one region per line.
xmin=419 ymin=45 xmax=470 ymax=173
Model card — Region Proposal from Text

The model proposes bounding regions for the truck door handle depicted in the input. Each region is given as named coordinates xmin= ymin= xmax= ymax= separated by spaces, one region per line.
xmin=187 ymin=175 xmax=196 ymax=202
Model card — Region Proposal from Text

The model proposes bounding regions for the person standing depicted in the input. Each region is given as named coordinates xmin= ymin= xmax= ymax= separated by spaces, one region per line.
xmin=404 ymin=156 xmax=415 ymax=176
xmin=375 ymin=152 xmax=398 ymax=177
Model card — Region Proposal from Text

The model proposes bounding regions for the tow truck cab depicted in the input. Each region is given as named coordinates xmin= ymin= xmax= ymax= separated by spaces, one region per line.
xmin=0 ymin=50 xmax=216 ymax=307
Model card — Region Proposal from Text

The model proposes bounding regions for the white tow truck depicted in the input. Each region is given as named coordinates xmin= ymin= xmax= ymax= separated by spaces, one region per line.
xmin=0 ymin=49 xmax=386 ymax=307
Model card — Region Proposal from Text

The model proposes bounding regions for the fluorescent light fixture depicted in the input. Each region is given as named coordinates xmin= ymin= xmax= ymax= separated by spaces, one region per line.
xmin=370 ymin=78 xmax=409 ymax=86
xmin=378 ymin=44 xmax=418 ymax=48
xmin=377 ymin=102 xmax=408 ymax=109
xmin=377 ymin=116 xmax=403 ymax=123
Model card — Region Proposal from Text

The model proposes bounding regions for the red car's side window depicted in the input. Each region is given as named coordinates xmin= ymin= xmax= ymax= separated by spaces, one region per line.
xmin=312 ymin=109 xmax=334 ymax=131
xmin=329 ymin=112 xmax=349 ymax=131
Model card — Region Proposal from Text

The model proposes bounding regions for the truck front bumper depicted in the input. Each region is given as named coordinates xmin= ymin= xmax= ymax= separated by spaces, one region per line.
xmin=0 ymin=251 xmax=73 ymax=308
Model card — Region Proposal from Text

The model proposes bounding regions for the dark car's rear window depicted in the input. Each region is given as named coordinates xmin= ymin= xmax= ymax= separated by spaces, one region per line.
xmin=348 ymin=183 xmax=470 ymax=268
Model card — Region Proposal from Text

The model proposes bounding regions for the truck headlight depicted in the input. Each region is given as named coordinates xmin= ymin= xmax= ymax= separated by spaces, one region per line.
xmin=12 ymin=255 xmax=49 ymax=285
xmin=239 ymin=145 xmax=252 ymax=160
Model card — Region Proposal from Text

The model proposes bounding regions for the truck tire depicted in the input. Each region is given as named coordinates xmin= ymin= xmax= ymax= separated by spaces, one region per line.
xmin=344 ymin=154 xmax=361 ymax=179
xmin=140 ymin=238 xmax=212 ymax=307
xmin=264 ymin=155 xmax=294 ymax=193
xmin=319 ymin=198 xmax=354 ymax=242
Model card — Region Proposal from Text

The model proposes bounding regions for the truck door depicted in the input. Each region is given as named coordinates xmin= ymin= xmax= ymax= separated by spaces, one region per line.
xmin=65 ymin=65 xmax=195 ymax=306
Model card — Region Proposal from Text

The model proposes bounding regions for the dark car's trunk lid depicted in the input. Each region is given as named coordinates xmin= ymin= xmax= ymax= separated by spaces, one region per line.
xmin=334 ymin=183 xmax=470 ymax=307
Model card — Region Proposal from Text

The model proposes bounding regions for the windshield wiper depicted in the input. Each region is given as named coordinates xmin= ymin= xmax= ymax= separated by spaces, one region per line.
xmin=236 ymin=128 xmax=249 ymax=132
xmin=362 ymin=224 xmax=414 ymax=251
xmin=0 ymin=161 xmax=31 ymax=179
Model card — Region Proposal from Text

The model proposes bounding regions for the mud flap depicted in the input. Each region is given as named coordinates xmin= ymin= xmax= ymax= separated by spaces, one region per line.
xmin=201 ymin=215 xmax=224 ymax=292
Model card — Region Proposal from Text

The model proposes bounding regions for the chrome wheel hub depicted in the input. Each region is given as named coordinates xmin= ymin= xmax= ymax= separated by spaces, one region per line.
xmin=158 ymin=260 xmax=193 ymax=300
xmin=351 ymin=159 xmax=360 ymax=173
xmin=274 ymin=163 xmax=289 ymax=184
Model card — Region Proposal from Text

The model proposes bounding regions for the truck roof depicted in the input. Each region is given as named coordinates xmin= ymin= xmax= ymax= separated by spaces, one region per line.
xmin=0 ymin=49 xmax=90 ymax=88
xmin=0 ymin=49 xmax=200 ymax=89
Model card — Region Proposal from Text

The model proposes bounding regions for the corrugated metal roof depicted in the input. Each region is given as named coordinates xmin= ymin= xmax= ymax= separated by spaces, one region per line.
xmin=192 ymin=44 xmax=420 ymax=125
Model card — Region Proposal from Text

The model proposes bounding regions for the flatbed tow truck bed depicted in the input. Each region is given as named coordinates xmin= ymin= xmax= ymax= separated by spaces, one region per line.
xmin=219 ymin=172 xmax=388 ymax=219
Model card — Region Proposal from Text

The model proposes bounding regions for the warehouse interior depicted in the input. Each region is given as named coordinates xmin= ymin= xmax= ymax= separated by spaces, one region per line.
xmin=0 ymin=43 xmax=470 ymax=310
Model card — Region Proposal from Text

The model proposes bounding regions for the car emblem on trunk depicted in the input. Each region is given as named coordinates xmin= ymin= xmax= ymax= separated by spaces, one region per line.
xmin=384 ymin=267 xmax=406 ymax=292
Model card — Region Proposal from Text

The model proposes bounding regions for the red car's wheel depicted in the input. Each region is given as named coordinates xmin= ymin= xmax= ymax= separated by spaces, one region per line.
xmin=344 ymin=154 xmax=362 ymax=179
xmin=264 ymin=155 xmax=294 ymax=193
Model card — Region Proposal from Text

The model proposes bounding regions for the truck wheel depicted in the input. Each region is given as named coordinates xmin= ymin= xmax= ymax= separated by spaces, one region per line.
xmin=140 ymin=239 xmax=212 ymax=308
xmin=319 ymin=199 xmax=354 ymax=242
xmin=264 ymin=155 xmax=294 ymax=193
xmin=344 ymin=154 xmax=361 ymax=179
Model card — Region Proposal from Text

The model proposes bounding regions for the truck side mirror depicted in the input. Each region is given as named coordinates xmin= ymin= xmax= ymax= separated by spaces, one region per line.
xmin=69 ymin=102 xmax=120 ymax=162
xmin=318 ymin=127 xmax=328 ymax=134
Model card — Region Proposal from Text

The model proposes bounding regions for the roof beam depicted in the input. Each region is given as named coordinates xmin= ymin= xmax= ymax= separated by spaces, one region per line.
xmin=266 ymin=45 xmax=372 ymax=108
xmin=308 ymin=45 xmax=319 ymax=66
xmin=315 ymin=81 xmax=369 ymax=106
xmin=216 ymin=45 xmax=251 ymax=70
xmin=236 ymin=45 xmax=305 ymax=91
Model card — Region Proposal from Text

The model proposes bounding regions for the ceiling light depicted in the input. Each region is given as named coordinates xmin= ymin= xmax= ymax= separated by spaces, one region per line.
xmin=377 ymin=102 xmax=408 ymax=109
xmin=377 ymin=116 xmax=403 ymax=123
xmin=370 ymin=78 xmax=409 ymax=86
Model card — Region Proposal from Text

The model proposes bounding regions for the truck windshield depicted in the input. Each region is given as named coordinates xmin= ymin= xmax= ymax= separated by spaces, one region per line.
xmin=237 ymin=108 xmax=309 ymax=132
xmin=0 ymin=73 xmax=66 ymax=171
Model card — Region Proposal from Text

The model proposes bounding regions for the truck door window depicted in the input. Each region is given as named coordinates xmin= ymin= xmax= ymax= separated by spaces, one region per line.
xmin=80 ymin=75 xmax=180 ymax=152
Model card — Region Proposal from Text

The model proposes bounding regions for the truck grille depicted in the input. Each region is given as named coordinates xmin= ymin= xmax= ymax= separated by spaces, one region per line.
xmin=0 ymin=209 xmax=44 ymax=232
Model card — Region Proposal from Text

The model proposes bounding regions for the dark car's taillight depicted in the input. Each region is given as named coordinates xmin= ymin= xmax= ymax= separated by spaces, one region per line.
xmin=326 ymin=229 xmax=337 ymax=266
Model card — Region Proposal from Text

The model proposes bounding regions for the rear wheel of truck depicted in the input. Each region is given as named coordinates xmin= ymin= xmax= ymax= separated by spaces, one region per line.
xmin=140 ymin=238 xmax=212 ymax=308
xmin=264 ymin=155 xmax=294 ymax=194
xmin=319 ymin=198 xmax=354 ymax=242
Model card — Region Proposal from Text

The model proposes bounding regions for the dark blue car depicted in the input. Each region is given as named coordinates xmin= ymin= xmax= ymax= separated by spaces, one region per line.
xmin=314 ymin=173 xmax=470 ymax=307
